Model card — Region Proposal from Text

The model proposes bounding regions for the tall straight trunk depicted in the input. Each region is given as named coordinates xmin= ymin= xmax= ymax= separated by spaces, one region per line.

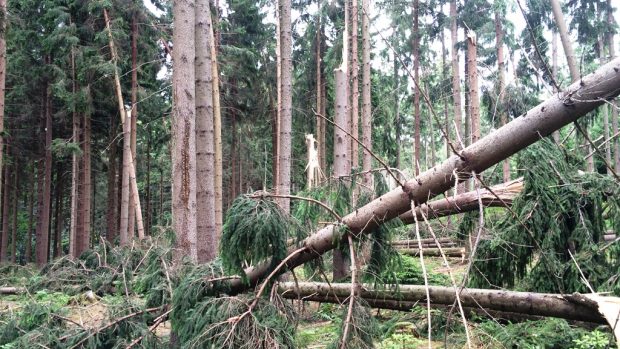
xmin=106 ymin=114 xmax=118 ymax=242
xmin=76 ymin=108 xmax=91 ymax=256
xmin=25 ymin=163 xmax=35 ymax=262
xmin=450 ymin=0 xmax=463 ymax=147
xmin=441 ymin=27 xmax=451 ymax=162
xmin=270 ymin=92 xmax=278 ymax=187
xmin=53 ymin=162 xmax=64 ymax=259
xmin=0 ymin=0 xmax=6 ymax=218
xmin=350 ymin=0 xmax=359 ymax=171
xmin=231 ymin=107 xmax=238 ymax=200
xmin=274 ymin=5 xmax=281 ymax=192
xmin=550 ymin=0 xmax=579 ymax=81
xmin=145 ymin=131 xmax=151 ymax=235
xmin=277 ymin=0 xmax=292 ymax=213
xmin=195 ymin=0 xmax=217 ymax=262
xmin=1 ymin=164 xmax=9 ymax=262
xmin=495 ymin=11 xmax=509 ymax=182
xmin=210 ymin=7 xmax=223 ymax=240
xmin=120 ymin=98 xmax=132 ymax=245
xmin=361 ymin=0 xmax=371 ymax=185
xmin=467 ymin=31 xmax=480 ymax=145
xmin=315 ymin=9 xmax=323 ymax=171
xmin=69 ymin=48 xmax=80 ymax=256
xmin=319 ymin=33 xmax=327 ymax=173
xmin=225 ymin=57 xmax=620 ymax=295
xmin=608 ymin=0 xmax=620 ymax=174
xmin=159 ymin=167 xmax=164 ymax=224
xmin=172 ymin=0 xmax=198 ymax=260
xmin=36 ymin=82 xmax=53 ymax=266
xmin=333 ymin=67 xmax=350 ymax=280
xmin=412 ymin=0 xmax=421 ymax=174
xmin=128 ymin=13 xmax=139 ymax=240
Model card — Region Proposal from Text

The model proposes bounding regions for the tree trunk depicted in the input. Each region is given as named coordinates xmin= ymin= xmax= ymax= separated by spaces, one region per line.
xmin=551 ymin=33 xmax=561 ymax=142
xmin=397 ymin=247 xmax=466 ymax=258
xmin=450 ymin=0 xmax=462 ymax=148
xmin=315 ymin=8 xmax=323 ymax=173
xmin=231 ymin=105 xmax=238 ymax=200
xmin=399 ymin=177 xmax=523 ymax=224
xmin=106 ymin=113 xmax=118 ymax=242
xmin=211 ymin=7 xmax=223 ymax=241
xmin=277 ymin=0 xmax=292 ymax=213
xmin=0 ymin=0 xmax=6 ymax=226
xmin=467 ymin=31 xmax=480 ymax=145
xmin=361 ymin=0 xmax=371 ymax=185
xmin=25 ymin=163 xmax=35 ymax=263
xmin=225 ymin=57 xmax=620 ymax=295
xmin=412 ymin=0 xmax=421 ymax=174
xmin=1 ymin=164 xmax=9 ymax=262
xmin=195 ymin=0 xmax=217 ymax=262
xmin=394 ymin=51 xmax=401 ymax=169
xmin=128 ymin=13 xmax=138 ymax=241
xmin=145 ymin=131 xmax=151 ymax=235
xmin=333 ymin=67 xmax=350 ymax=280
xmin=36 ymin=82 xmax=52 ymax=266
xmin=277 ymin=282 xmax=608 ymax=324
xmin=172 ymin=0 xmax=198 ymax=260
xmin=69 ymin=47 xmax=80 ymax=256
xmin=274 ymin=4 xmax=281 ymax=193
xmin=76 ymin=108 xmax=91 ymax=256
xmin=53 ymin=162 xmax=64 ymax=259
xmin=550 ymin=0 xmax=579 ymax=81
xmin=495 ymin=11 xmax=510 ymax=183
xmin=350 ymin=0 xmax=359 ymax=172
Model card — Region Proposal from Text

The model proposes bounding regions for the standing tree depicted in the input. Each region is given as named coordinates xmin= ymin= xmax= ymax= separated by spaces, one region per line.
xmin=277 ymin=0 xmax=292 ymax=213
xmin=361 ymin=0 xmax=372 ymax=185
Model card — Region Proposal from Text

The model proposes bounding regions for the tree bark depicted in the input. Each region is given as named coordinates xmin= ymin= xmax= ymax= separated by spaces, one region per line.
xmin=225 ymin=57 xmax=620 ymax=295
xmin=145 ymin=131 xmax=151 ymax=236
xmin=211 ymin=6 xmax=223 ymax=240
xmin=172 ymin=0 xmax=198 ymax=260
xmin=350 ymin=0 xmax=359 ymax=172
xmin=277 ymin=282 xmax=607 ymax=324
xmin=25 ymin=163 xmax=35 ymax=263
xmin=495 ymin=11 xmax=510 ymax=183
xmin=399 ymin=177 xmax=523 ymax=224
xmin=450 ymin=0 xmax=462 ymax=148
xmin=36 ymin=82 xmax=52 ymax=266
xmin=53 ymin=162 xmax=64 ymax=259
xmin=550 ymin=0 xmax=579 ymax=81
xmin=195 ymin=0 xmax=217 ymax=262
xmin=277 ymin=0 xmax=292 ymax=213
xmin=467 ymin=31 xmax=480 ymax=145
xmin=361 ymin=0 xmax=371 ymax=186
xmin=69 ymin=47 xmax=80 ymax=255
xmin=412 ymin=0 xmax=421 ymax=174
xmin=333 ymin=67 xmax=350 ymax=280
xmin=128 ymin=13 xmax=139 ymax=241
xmin=75 ymin=106 xmax=91 ymax=257
xmin=608 ymin=0 xmax=620 ymax=174
xmin=396 ymin=247 xmax=466 ymax=258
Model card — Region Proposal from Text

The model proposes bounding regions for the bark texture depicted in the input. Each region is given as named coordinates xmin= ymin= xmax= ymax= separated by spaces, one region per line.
xmin=35 ymin=85 xmax=52 ymax=266
xmin=349 ymin=0 xmax=359 ymax=171
xmin=277 ymin=282 xmax=608 ymax=324
xmin=495 ymin=12 xmax=510 ymax=183
xmin=277 ymin=0 xmax=292 ymax=213
xmin=361 ymin=0 xmax=371 ymax=185
xmin=450 ymin=0 xmax=462 ymax=147
xmin=412 ymin=0 xmax=421 ymax=174
xmin=224 ymin=57 xmax=620 ymax=295
xmin=550 ymin=0 xmax=579 ymax=81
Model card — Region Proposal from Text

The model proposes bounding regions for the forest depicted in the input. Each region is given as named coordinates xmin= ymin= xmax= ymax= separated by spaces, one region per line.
xmin=0 ymin=0 xmax=619 ymax=347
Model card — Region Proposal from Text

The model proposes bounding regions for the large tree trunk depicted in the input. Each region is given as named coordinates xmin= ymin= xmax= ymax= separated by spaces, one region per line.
xmin=171 ymin=0 xmax=198 ymax=260
xmin=333 ymin=67 xmax=350 ymax=280
xmin=53 ymin=162 xmax=64 ymax=259
xmin=315 ymin=9 xmax=323 ymax=173
xmin=550 ymin=0 xmax=579 ymax=81
xmin=277 ymin=0 xmax=292 ymax=213
xmin=211 ymin=7 xmax=223 ymax=240
xmin=69 ymin=48 xmax=80 ymax=255
xmin=145 ymin=131 xmax=151 ymax=236
xmin=277 ymin=282 xmax=607 ymax=324
xmin=76 ymin=107 xmax=91 ymax=257
xmin=394 ymin=51 xmax=401 ymax=169
xmin=25 ymin=163 xmax=35 ymax=263
xmin=450 ymin=0 xmax=462 ymax=147
xmin=495 ymin=11 xmax=510 ymax=183
xmin=349 ymin=0 xmax=359 ymax=172
xmin=128 ymin=13 xmax=139 ymax=241
xmin=36 ymin=83 xmax=53 ymax=266
xmin=467 ymin=31 xmax=480 ymax=146
xmin=225 ymin=57 xmax=620 ymax=295
xmin=195 ymin=0 xmax=217 ymax=262
xmin=361 ymin=0 xmax=371 ymax=186
xmin=399 ymin=177 xmax=523 ymax=224
xmin=412 ymin=0 xmax=421 ymax=174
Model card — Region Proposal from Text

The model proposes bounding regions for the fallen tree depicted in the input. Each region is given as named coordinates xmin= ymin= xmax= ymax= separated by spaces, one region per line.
xmin=392 ymin=239 xmax=458 ymax=248
xmin=277 ymin=282 xmax=608 ymax=324
xmin=226 ymin=57 xmax=620 ymax=295
xmin=398 ymin=177 xmax=523 ymax=224
xmin=396 ymin=247 xmax=466 ymax=258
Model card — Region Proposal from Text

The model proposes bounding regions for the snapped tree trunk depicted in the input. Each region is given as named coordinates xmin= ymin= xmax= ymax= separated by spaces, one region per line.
xmin=398 ymin=177 xmax=523 ymax=224
xmin=277 ymin=282 xmax=608 ymax=324
xmin=224 ymin=57 xmax=620 ymax=295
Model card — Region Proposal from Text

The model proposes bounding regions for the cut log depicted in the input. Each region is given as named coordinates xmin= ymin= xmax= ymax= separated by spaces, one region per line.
xmin=399 ymin=177 xmax=523 ymax=224
xmin=277 ymin=282 xmax=608 ymax=324
xmin=0 ymin=286 xmax=26 ymax=295
xmin=392 ymin=237 xmax=454 ymax=245
xmin=226 ymin=58 xmax=620 ymax=295
xmin=397 ymin=247 xmax=465 ymax=258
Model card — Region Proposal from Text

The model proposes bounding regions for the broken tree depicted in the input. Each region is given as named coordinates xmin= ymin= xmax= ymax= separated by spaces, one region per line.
xmin=225 ymin=57 xmax=620 ymax=295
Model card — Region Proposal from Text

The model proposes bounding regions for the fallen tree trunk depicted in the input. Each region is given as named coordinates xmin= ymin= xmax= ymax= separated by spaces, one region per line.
xmin=396 ymin=247 xmax=466 ymax=258
xmin=278 ymin=282 xmax=608 ymax=324
xmin=0 ymin=286 xmax=26 ymax=295
xmin=392 ymin=237 xmax=454 ymax=245
xmin=227 ymin=58 xmax=620 ymax=295
xmin=399 ymin=177 xmax=523 ymax=224
xmin=392 ymin=240 xmax=457 ymax=248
